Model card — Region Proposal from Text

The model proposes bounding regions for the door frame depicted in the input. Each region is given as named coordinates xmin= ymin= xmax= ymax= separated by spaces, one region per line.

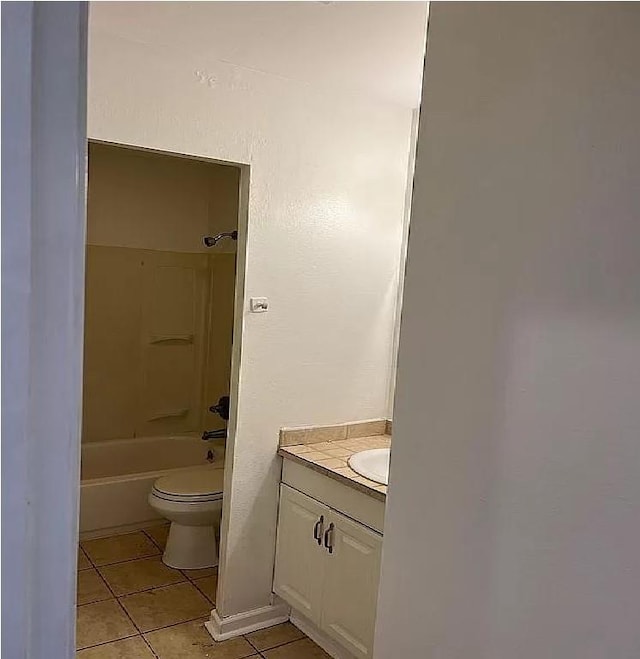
xmin=1 ymin=3 xmax=88 ymax=657
xmin=85 ymin=141 xmax=251 ymax=604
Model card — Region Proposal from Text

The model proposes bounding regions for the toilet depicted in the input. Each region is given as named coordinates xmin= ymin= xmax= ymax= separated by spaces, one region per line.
xmin=148 ymin=466 xmax=224 ymax=570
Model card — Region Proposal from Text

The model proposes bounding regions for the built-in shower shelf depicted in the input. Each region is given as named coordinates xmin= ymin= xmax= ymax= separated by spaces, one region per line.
xmin=149 ymin=333 xmax=195 ymax=344
xmin=148 ymin=408 xmax=190 ymax=422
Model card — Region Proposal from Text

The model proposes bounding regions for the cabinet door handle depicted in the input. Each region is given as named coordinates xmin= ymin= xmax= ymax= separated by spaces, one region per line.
xmin=313 ymin=515 xmax=324 ymax=545
xmin=323 ymin=522 xmax=335 ymax=554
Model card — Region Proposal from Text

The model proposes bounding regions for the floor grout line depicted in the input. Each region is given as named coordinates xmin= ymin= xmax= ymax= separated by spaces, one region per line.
xmin=140 ymin=632 xmax=161 ymax=658
xmin=76 ymin=594 xmax=115 ymax=607
xmin=81 ymin=551 xmax=162 ymax=569
xmin=77 ymin=564 xmax=147 ymax=645
xmin=76 ymin=630 xmax=140 ymax=653
xmin=77 ymin=613 xmax=305 ymax=656
xmin=116 ymin=593 xmax=152 ymax=637
xmin=189 ymin=577 xmax=217 ymax=608
xmin=242 ymin=628 xmax=307 ymax=654
xmin=99 ymin=574 xmax=188 ymax=599
xmin=80 ymin=524 xmax=168 ymax=544
xmin=82 ymin=535 xmax=220 ymax=581
xmin=78 ymin=546 xmax=94 ymax=572
xmin=81 ymin=529 xmax=164 ymax=565
xmin=181 ymin=566 xmax=219 ymax=580
xmin=117 ymin=580 xmax=204 ymax=601
xmin=81 ymin=555 xmax=162 ymax=569
xmin=129 ymin=613 xmax=212 ymax=637
xmin=91 ymin=565 xmax=118 ymax=601
xmin=114 ymin=597 xmax=143 ymax=637
xmin=141 ymin=526 xmax=168 ymax=552
xmin=81 ymin=573 xmax=202 ymax=603
xmin=78 ymin=556 xmax=214 ymax=601
xmin=244 ymin=636 xmax=259 ymax=652
xmin=79 ymin=545 xmax=98 ymax=571
xmin=78 ymin=609 xmax=222 ymax=653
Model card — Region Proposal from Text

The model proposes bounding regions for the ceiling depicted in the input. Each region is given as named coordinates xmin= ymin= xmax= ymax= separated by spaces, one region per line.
xmin=89 ymin=1 xmax=428 ymax=108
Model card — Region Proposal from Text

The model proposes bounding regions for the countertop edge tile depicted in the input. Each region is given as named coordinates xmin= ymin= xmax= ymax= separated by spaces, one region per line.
xmin=278 ymin=436 xmax=389 ymax=502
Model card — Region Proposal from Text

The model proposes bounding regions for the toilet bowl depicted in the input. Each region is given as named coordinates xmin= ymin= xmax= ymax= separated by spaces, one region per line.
xmin=148 ymin=466 xmax=224 ymax=570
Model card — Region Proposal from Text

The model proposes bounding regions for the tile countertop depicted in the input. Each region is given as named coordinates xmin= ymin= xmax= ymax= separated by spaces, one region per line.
xmin=278 ymin=435 xmax=390 ymax=502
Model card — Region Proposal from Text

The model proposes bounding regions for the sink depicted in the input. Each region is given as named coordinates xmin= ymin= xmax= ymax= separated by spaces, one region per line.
xmin=348 ymin=448 xmax=390 ymax=485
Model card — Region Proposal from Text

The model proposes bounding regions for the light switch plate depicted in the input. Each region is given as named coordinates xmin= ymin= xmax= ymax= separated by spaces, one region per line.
xmin=250 ymin=297 xmax=269 ymax=313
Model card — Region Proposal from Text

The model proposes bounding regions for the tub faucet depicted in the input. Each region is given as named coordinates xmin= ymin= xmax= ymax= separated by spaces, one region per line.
xmin=202 ymin=429 xmax=226 ymax=441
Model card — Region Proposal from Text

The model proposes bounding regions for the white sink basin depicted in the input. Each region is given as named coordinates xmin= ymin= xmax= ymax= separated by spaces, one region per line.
xmin=348 ymin=448 xmax=390 ymax=485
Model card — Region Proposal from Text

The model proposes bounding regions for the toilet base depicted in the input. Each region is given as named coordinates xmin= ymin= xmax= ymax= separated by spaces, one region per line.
xmin=162 ymin=522 xmax=218 ymax=570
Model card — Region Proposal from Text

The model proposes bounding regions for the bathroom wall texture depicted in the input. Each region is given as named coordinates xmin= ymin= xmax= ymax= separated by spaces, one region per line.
xmin=377 ymin=4 xmax=640 ymax=659
xmin=88 ymin=22 xmax=414 ymax=615
xmin=83 ymin=145 xmax=237 ymax=443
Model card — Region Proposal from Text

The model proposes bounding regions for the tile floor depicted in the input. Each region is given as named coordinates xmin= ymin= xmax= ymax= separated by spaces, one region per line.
xmin=77 ymin=525 xmax=330 ymax=658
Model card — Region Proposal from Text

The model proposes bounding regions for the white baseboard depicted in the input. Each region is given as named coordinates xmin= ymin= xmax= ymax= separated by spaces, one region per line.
xmin=205 ymin=597 xmax=290 ymax=641
xmin=290 ymin=610 xmax=358 ymax=659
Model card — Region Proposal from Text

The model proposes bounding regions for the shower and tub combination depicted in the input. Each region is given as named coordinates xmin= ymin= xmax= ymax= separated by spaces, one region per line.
xmin=80 ymin=226 xmax=236 ymax=568
xmin=81 ymin=141 xmax=242 ymax=569
xmin=81 ymin=400 xmax=232 ymax=571
xmin=79 ymin=433 xmax=223 ymax=535
xmin=81 ymin=397 xmax=231 ymax=568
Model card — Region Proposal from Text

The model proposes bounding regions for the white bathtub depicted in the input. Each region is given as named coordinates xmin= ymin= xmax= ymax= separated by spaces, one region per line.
xmin=80 ymin=435 xmax=225 ymax=537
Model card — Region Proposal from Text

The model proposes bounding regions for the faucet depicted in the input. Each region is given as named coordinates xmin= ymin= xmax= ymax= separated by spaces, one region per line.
xmin=203 ymin=231 xmax=238 ymax=248
xmin=209 ymin=396 xmax=230 ymax=421
xmin=202 ymin=396 xmax=230 ymax=441
xmin=202 ymin=428 xmax=226 ymax=441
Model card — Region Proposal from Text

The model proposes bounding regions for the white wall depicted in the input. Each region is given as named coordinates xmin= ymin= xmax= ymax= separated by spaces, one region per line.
xmin=88 ymin=26 xmax=414 ymax=615
xmin=376 ymin=4 xmax=640 ymax=658
xmin=89 ymin=2 xmax=428 ymax=108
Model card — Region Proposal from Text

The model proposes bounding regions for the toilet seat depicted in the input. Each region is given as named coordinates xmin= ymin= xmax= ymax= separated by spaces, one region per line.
xmin=151 ymin=467 xmax=224 ymax=504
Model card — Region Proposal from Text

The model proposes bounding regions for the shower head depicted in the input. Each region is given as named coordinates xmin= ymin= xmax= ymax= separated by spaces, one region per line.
xmin=203 ymin=230 xmax=238 ymax=248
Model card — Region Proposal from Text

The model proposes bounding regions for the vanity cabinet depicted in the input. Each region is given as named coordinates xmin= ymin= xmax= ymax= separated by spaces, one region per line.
xmin=273 ymin=485 xmax=328 ymax=624
xmin=274 ymin=484 xmax=382 ymax=659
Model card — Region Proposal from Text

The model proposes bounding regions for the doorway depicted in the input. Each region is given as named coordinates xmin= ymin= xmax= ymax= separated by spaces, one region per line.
xmin=76 ymin=141 xmax=246 ymax=652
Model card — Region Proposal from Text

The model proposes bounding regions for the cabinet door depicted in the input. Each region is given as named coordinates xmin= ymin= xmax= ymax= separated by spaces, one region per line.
xmin=321 ymin=511 xmax=383 ymax=659
xmin=274 ymin=485 xmax=329 ymax=626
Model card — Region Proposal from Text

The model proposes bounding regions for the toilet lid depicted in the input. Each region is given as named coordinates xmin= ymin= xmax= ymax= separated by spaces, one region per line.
xmin=152 ymin=467 xmax=224 ymax=502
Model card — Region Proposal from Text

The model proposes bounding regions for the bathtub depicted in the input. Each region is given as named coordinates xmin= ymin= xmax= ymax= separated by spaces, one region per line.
xmin=80 ymin=434 xmax=225 ymax=538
